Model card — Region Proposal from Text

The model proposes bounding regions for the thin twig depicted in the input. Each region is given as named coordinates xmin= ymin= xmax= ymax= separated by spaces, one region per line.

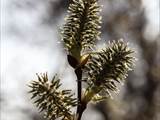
xmin=75 ymin=67 xmax=87 ymax=120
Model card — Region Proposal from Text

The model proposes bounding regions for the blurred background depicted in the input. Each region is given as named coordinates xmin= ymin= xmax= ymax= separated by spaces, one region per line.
xmin=1 ymin=0 xmax=160 ymax=120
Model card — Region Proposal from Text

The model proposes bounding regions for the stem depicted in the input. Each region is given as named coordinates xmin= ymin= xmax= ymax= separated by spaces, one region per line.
xmin=75 ymin=67 xmax=87 ymax=120
xmin=73 ymin=2 xmax=92 ymax=120
xmin=76 ymin=101 xmax=87 ymax=120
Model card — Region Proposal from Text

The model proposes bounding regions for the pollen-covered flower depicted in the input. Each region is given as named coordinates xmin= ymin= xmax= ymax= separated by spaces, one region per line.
xmin=83 ymin=40 xmax=135 ymax=102
xmin=61 ymin=0 xmax=101 ymax=60
xmin=28 ymin=73 xmax=77 ymax=120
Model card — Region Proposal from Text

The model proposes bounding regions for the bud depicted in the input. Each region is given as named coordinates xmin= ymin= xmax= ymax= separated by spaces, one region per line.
xmin=79 ymin=54 xmax=90 ymax=67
